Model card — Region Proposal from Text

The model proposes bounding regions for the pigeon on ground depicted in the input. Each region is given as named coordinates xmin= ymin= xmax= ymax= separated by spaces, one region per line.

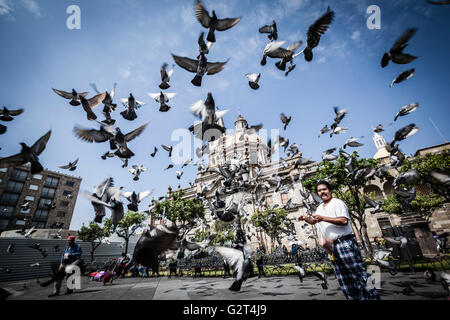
xmin=148 ymin=92 xmax=177 ymax=112
xmin=129 ymin=165 xmax=147 ymax=181
xmin=194 ymin=0 xmax=241 ymax=43
xmin=159 ymin=63 xmax=174 ymax=90
xmin=381 ymin=28 xmax=418 ymax=68
xmin=150 ymin=147 xmax=158 ymax=157
xmin=313 ymin=272 xmax=328 ymax=289
xmin=394 ymin=103 xmax=419 ymax=121
xmin=58 ymin=158 xmax=79 ymax=171
xmin=280 ymin=113 xmax=291 ymax=130
xmin=52 ymin=88 xmax=88 ymax=106
xmin=390 ymin=124 xmax=419 ymax=147
xmin=303 ymin=7 xmax=335 ymax=62
xmin=161 ymin=144 xmax=173 ymax=157
xmin=172 ymin=52 xmax=227 ymax=87
xmin=0 ymin=107 xmax=24 ymax=122
xmin=0 ymin=130 xmax=51 ymax=174
xmin=122 ymin=190 xmax=153 ymax=212
xmin=390 ymin=68 xmax=415 ymax=88
xmin=213 ymin=245 xmax=254 ymax=291
xmin=245 ymin=73 xmax=261 ymax=90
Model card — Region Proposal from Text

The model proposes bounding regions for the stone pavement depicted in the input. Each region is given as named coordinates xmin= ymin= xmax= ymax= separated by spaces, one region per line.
xmin=2 ymin=272 xmax=448 ymax=300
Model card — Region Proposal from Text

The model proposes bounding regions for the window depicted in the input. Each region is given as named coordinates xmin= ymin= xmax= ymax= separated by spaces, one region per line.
xmin=0 ymin=168 xmax=7 ymax=173
xmin=281 ymin=193 xmax=289 ymax=204
xmin=65 ymin=180 xmax=75 ymax=187
xmin=10 ymin=169 xmax=28 ymax=181
xmin=0 ymin=219 xmax=9 ymax=230
xmin=30 ymin=221 xmax=45 ymax=229
xmin=38 ymin=198 xmax=52 ymax=208
xmin=29 ymin=184 xmax=39 ymax=191
xmin=20 ymin=207 xmax=31 ymax=214
xmin=34 ymin=209 xmax=49 ymax=219
xmin=45 ymin=176 xmax=59 ymax=188
xmin=63 ymin=190 xmax=72 ymax=196
xmin=6 ymin=181 xmax=24 ymax=193
xmin=0 ymin=193 xmax=19 ymax=205
xmin=60 ymin=201 xmax=69 ymax=207
xmin=24 ymin=196 xmax=35 ymax=201
xmin=32 ymin=174 xmax=43 ymax=180
xmin=0 ymin=205 xmax=14 ymax=217
xmin=266 ymin=195 xmax=273 ymax=205
xmin=41 ymin=187 xmax=55 ymax=198
xmin=15 ymin=220 xmax=26 ymax=226
xmin=57 ymin=211 xmax=66 ymax=218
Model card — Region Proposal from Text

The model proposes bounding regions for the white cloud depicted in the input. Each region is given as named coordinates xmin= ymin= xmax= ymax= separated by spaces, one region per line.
xmin=20 ymin=0 xmax=41 ymax=17
xmin=318 ymin=57 xmax=326 ymax=63
xmin=119 ymin=67 xmax=131 ymax=79
xmin=0 ymin=0 xmax=13 ymax=15
xmin=180 ymin=4 xmax=194 ymax=26
xmin=351 ymin=31 xmax=361 ymax=41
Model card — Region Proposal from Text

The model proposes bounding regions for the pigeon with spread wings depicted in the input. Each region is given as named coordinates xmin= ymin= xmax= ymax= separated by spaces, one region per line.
xmin=159 ymin=63 xmax=174 ymax=90
xmin=194 ymin=0 xmax=241 ymax=43
xmin=58 ymin=158 xmax=79 ymax=171
xmin=381 ymin=28 xmax=418 ymax=68
xmin=52 ymin=88 xmax=88 ymax=106
xmin=172 ymin=52 xmax=227 ymax=87
xmin=259 ymin=20 xmax=278 ymax=40
xmin=119 ymin=93 xmax=146 ymax=121
xmin=0 ymin=130 xmax=51 ymax=174
xmin=304 ymin=7 xmax=334 ymax=62
xmin=148 ymin=92 xmax=177 ymax=112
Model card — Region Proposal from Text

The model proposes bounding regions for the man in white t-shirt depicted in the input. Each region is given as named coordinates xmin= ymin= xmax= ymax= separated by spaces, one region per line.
xmin=298 ymin=181 xmax=379 ymax=300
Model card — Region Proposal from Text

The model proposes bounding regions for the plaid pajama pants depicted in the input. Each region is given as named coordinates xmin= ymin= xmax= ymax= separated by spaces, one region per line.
xmin=332 ymin=237 xmax=380 ymax=300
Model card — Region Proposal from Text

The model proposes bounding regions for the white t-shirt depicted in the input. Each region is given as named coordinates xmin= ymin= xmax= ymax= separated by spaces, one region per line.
xmin=315 ymin=198 xmax=353 ymax=241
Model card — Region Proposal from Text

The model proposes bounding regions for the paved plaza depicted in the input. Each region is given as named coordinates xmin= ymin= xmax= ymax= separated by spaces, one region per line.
xmin=2 ymin=271 xmax=448 ymax=300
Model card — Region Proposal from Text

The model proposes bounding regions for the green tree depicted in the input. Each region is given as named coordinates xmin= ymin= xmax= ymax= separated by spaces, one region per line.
xmin=104 ymin=210 xmax=147 ymax=254
xmin=303 ymin=151 xmax=381 ymax=259
xmin=382 ymin=192 xmax=445 ymax=219
xmin=151 ymin=190 xmax=205 ymax=239
xmin=193 ymin=220 xmax=235 ymax=245
xmin=78 ymin=221 xmax=110 ymax=262
xmin=399 ymin=149 xmax=450 ymax=201
xmin=250 ymin=207 xmax=288 ymax=252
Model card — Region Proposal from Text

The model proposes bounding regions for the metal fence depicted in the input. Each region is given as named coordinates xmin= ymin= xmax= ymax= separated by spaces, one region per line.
xmin=0 ymin=238 xmax=136 ymax=282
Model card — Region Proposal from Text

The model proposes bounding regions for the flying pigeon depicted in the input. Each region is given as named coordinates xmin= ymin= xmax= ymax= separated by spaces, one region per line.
xmin=373 ymin=124 xmax=385 ymax=133
xmin=122 ymin=190 xmax=153 ymax=212
xmin=280 ymin=113 xmax=292 ymax=130
xmin=430 ymin=171 xmax=450 ymax=186
xmin=394 ymin=103 xmax=419 ymax=121
xmin=0 ymin=130 xmax=51 ymax=174
xmin=176 ymin=171 xmax=184 ymax=180
xmin=194 ymin=0 xmax=241 ymax=43
xmin=245 ymin=73 xmax=261 ymax=90
xmin=129 ymin=165 xmax=147 ymax=181
xmin=0 ymin=107 xmax=24 ymax=122
xmin=159 ymin=63 xmax=174 ymax=90
xmin=58 ymin=158 xmax=79 ymax=171
xmin=390 ymin=124 xmax=419 ymax=147
xmin=392 ymin=169 xmax=419 ymax=189
xmin=363 ymin=195 xmax=383 ymax=214
xmin=381 ymin=28 xmax=418 ymax=68
xmin=161 ymin=144 xmax=173 ymax=157
xmin=150 ymin=147 xmax=158 ymax=157
xmin=390 ymin=68 xmax=415 ymax=88
xmin=119 ymin=93 xmax=146 ymax=121
xmin=260 ymin=40 xmax=292 ymax=66
xmin=259 ymin=20 xmax=278 ymax=40
xmin=148 ymin=92 xmax=177 ymax=112
xmin=79 ymin=92 xmax=106 ymax=121
xmin=213 ymin=245 xmax=254 ymax=291
xmin=318 ymin=125 xmax=330 ymax=137
xmin=172 ymin=52 xmax=227 ymax=87
xmin=198 ymin=31 xmax=213 ymax=56
xmin=274 ymin=41 xmax=303 ymax=71
xmin=343 ymin=137 xmax=364 ymax=149
xmin=304 ymin=7 xmax=334 ymax=62
xmin=52 ymin=88 xmax=88 ymax=106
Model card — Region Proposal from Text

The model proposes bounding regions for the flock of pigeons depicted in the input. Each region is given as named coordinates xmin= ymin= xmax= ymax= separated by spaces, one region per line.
xmin=1 ymin=0 xmax=450 ymax=295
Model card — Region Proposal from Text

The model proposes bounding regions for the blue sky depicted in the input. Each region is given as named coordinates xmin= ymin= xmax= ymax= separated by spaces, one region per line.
xmin=1 ymin=0 xmax=449 ymax=230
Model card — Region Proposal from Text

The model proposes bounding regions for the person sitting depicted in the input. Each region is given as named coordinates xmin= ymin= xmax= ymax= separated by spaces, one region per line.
xmin=168 ymin=260 xmax=178 ymax=278
xmin=256 ymin=255 xmax=265 ymax=278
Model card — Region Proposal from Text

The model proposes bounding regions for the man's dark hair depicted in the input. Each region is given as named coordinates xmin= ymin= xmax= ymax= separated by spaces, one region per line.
xmin=316 ymin=180 xmax=332 ymax=192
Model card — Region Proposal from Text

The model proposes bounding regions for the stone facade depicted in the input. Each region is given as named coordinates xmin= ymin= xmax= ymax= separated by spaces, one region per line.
xmin=0 ymin=164 xmax=81 ymax=233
